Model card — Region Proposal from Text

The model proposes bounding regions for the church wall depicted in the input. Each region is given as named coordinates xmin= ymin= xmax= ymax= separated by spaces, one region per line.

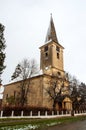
xmin=2 ymin=74 xmax=72 ymax=110
xmin=2 ymin=76 xmax=44 ymax=107
xmin=2 ymin=75 xmax=56 ymax=109
xmin=2 ymin=81 xmax=20 ymax=105
xmin=42 ymin=75 xmax=53 ymax=109
xmin=26 ymin=76 xmax=43 ymax=107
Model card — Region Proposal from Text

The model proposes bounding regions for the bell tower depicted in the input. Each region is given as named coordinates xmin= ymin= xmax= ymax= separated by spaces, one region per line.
xmin=39 ymin=15 xmax=64 ymax=77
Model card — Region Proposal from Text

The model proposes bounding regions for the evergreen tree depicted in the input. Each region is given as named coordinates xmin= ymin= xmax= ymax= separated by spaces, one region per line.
xmin=0 ymin=23 xmax=6 ymax=83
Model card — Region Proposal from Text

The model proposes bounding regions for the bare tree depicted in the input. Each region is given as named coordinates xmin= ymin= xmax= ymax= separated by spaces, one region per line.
xmin=67 ymin=73 xmax=84 ymax=110
xmin=45 ymin=75 xmax=69 ymax=110
xmin=78 ymin=82 xmax=86 ymax=110
xmin=11 ymin=58 xmax=39 ymax=106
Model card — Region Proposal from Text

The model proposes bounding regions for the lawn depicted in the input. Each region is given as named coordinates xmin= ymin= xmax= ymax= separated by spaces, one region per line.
xmin=0 ymin=116 xmax=86 ymax=130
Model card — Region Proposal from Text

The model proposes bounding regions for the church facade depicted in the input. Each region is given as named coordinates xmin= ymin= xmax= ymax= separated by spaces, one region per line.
xmin=2 ymin=16 xmax=72 ymax=110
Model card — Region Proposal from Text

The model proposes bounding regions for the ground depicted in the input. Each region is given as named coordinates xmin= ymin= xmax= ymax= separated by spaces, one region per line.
xmin=46 ymin=120 xmax=86 ymax=130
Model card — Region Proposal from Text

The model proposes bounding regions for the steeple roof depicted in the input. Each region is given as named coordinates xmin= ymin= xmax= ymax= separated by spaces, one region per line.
xmin=45 ymin=14 xmax=58 ymax=43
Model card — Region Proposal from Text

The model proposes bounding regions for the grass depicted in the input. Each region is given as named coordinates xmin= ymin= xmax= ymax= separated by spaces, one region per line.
xmin=0 ymin=116 xmax=86 ymax=129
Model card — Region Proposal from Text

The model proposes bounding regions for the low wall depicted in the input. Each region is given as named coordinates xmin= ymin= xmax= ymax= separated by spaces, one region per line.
xmin=0 ymin=110 xmax=86 ymax=118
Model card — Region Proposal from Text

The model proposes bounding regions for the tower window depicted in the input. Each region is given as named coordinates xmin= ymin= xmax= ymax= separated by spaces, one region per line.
xmin=45 ymin=52 xmax=48 ymax=58
xmin=57 ymin=72 xmax=61 ymax=78
xmin=56 ymin=46 xmax=60 ymax=52
xmin=57 ymin=72 xmax=61 ymax=76
xmin=57 ymin=53 xmax=59 ymax=59
xmin=44 ymin=46 xmax=48 ymax=52
xmin=6 ymin=94 xmax=8 ymax=99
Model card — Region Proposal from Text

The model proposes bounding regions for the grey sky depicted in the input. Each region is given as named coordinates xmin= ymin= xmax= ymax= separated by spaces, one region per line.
xmin=0 ymin=0 xmax=86 ymax=84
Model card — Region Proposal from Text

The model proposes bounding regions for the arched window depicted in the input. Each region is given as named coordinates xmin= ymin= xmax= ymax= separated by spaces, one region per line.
xmin=56 ymin=46 xmax=60 ymax=52
xmin=44 ymin=45 xmax=48 ymax=52
xmin=57 ymin=53 xmax=59 ymax=59
xmin=57 ymin=72 xmax=61 ymax=77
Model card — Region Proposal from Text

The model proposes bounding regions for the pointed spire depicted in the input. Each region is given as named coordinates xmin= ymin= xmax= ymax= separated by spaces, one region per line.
xmin=45 ymin=14 xmax=58 ymax=43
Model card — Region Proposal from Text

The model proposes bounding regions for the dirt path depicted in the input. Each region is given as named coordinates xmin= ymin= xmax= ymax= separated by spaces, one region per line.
xmin=46 ymin=120 xmax=86 ymax=130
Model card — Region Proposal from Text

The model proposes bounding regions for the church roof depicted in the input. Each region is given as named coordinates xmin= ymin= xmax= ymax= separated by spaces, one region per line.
xmin=45 ymin=14 xmax=58 ymax=43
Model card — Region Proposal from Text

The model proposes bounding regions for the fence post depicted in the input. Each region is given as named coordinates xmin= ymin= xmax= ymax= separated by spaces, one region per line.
xmin=11 ymin=111 xmax=14 ymax=117
xmin=57 ymin=111 xmax=59 ymax=115
xmin=30 ymin=111 xmax=32 ymax=117
xmin=62 ymin=111 xmax=63 ymax=115
xmin=69 ymin=110 xmax=71 ymax=115
xmin=52 ymin=111 xmax=54 ymax=116
xmin=0 ymin=111 xmax=3 ymax=117
xmin=79 ymin=110 xmax=81 ymax=114
xmin=38 ymin=111 xmax=40 ymax=116
xmin=66 ymin=110 xmax=68 ymax=114
xmin=21 ymin=111 xmax=23 ymax=117
xmin=45 ymin=111 xmax=47 ymax=116
xmin=74 ymin=110 xmax=75 ymax=115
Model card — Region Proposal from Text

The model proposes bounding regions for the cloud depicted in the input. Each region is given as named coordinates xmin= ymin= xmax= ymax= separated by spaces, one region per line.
xmin=0 ymin=0 xmax=86 ymax=84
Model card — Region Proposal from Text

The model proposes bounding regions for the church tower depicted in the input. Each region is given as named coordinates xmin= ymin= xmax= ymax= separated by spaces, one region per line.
xmin=39 ymin=15 xmax=64 ymax=77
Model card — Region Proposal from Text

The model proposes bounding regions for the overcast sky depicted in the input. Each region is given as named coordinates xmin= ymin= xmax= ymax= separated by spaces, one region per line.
xmin=0 ymin=0 xmax=86 ymax=84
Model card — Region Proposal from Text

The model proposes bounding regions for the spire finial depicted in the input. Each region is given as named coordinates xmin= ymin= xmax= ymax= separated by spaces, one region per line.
xmin=50 ymin=13 xmax=52 ymax=20
xmin=45 ymin=15 xmax=58 ymax=43
xmin=50 ymin=13 xmax=52 ymax=16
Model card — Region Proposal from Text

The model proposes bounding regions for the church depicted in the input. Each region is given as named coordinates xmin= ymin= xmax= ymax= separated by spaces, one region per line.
xmin=2 ymin=15 xmax=72 ymax=110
